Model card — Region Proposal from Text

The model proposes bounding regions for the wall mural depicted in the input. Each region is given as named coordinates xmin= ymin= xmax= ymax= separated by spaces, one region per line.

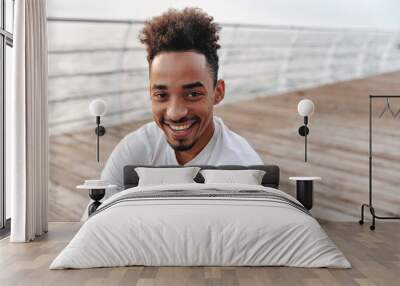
xmin=47 ymin=19 xmax=400 ymax=222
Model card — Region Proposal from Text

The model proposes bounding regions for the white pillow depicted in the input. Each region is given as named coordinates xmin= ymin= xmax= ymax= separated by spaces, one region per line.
xmin=135 ymin=167 xmax=201 ymax=186
xmin=200 ymin=169 xmax=266 ymax=185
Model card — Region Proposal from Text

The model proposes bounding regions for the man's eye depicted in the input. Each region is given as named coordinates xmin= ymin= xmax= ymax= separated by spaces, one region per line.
xmin=153 ymin=93 xmax=167 ymax=100
xmin=187 ymin=92 xmax=202 ymax=98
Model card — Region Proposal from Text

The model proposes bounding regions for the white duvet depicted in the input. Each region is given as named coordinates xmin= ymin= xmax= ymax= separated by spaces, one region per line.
xmin=50 ymin=183 xmax=351 ymax=269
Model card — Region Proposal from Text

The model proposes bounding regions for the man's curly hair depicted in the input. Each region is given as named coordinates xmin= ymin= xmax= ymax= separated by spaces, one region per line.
xmin=139 ymin=7 xmax=221 ymax=85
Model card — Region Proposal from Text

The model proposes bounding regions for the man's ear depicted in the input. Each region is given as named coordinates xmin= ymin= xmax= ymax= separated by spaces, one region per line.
xmin=213 ymin=79 xmax=225 ymax=105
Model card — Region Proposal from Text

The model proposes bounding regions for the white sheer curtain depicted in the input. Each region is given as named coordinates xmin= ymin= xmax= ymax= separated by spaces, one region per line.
xmin=7 ymin=0 xmax=48 ymax=242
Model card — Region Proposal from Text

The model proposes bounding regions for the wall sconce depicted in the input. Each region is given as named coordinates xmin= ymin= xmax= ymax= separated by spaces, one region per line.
xmin=89 ymin=99 xmax=107 ymax=162
xmin=297 ymin=99 xmax=314 ymax=162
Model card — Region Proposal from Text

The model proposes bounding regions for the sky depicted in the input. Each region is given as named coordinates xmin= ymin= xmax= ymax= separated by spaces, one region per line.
xmin=47 ymin=0 xmax=400 ymax=30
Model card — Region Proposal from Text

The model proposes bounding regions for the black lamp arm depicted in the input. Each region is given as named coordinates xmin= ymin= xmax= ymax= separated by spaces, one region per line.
xmin=94 ymin=116 xmax=106 ymax=162
xmin=298 ymin=116 xmax=310 ymax=162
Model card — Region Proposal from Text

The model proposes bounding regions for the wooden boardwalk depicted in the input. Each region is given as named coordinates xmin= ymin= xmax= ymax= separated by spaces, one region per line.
xmin=49 ymin=71 xmax=400 ymax=222
xmin=1 ymin=221 xmax=400 ymax=285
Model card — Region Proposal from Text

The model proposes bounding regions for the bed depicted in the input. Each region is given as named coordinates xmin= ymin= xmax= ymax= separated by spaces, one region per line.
xmin=50 ymin=165 xmax=350 ymax=269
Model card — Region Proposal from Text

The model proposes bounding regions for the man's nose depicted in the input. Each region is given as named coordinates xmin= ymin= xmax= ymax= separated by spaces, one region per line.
xmin=166 ymin=98 xmax=188 ymax=121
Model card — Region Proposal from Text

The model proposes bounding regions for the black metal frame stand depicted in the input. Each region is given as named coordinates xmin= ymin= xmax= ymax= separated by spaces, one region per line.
xmin=359 ymin=95 xmax=400 ymax=230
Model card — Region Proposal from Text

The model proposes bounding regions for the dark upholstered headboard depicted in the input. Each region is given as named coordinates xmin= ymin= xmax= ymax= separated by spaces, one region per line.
xmin=123 ymin=165 xmax=280 ymax=189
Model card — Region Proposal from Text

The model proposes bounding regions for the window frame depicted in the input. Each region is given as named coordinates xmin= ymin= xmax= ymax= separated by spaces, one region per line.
xmin=0 ymin=0 xmax=13 ymax=234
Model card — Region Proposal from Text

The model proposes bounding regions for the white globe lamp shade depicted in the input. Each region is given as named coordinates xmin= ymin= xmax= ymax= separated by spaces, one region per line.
xmin=297 ymin=99 xmax=314 ymax=117
xmin=89 ymin=99 xmax=107 ymax=117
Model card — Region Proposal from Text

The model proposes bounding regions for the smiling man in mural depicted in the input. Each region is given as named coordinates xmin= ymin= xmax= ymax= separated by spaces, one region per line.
xmin=101 ymin=7 xmax=263 ymax=189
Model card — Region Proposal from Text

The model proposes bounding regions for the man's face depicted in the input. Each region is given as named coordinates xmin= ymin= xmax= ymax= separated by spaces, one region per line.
xmin=149 ymin=51 xmax=224 ymax=152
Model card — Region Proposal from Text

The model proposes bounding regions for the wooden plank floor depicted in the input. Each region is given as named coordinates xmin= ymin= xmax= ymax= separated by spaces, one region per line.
xmin=49 ymin=71 xmax=400 ymax=222
xmin=1 ymin=221 xmax=399 ymax=286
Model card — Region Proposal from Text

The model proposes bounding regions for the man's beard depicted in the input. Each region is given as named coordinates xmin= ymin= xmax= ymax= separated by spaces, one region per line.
xmin=168 ymin=139 xmax=197 ymax=152
xmin=162 ymin=116 xmax=200 ymax=152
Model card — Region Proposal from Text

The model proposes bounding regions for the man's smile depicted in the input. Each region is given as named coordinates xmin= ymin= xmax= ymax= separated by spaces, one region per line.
xmin=164 ymin=119 xmax=199 ymax=139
